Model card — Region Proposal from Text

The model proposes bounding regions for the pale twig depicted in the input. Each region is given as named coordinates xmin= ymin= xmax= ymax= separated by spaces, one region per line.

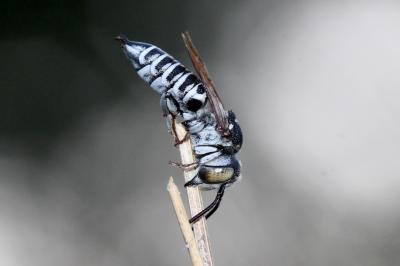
xmin=174 ymin=122 xmax=214 ymax=266
xmin=167 ymin=177 xmax=202 ymax=266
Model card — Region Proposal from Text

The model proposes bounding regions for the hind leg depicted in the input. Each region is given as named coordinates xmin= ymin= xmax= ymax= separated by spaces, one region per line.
xmin=160 ymin=93 xmax=188 ymax=146
xmin=170 ymin=114 xmax=190 ymax=146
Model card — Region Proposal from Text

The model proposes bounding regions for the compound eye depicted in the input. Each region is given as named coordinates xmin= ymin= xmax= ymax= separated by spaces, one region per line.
xmin=199 ymin=167 xmax=234 ymax=183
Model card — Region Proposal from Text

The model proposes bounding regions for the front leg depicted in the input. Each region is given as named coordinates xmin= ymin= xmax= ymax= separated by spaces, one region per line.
xmin=184 ymin=174 xmax=202 ymax=187
xmin=189 ymin=183 xmax=228 ymax=224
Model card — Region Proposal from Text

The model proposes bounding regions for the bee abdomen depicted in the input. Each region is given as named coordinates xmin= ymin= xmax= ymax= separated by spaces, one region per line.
xmin=121 ymin=39 xmax=208 ymax=117
xmin=122 ymin=41 xmax=192 ymax=93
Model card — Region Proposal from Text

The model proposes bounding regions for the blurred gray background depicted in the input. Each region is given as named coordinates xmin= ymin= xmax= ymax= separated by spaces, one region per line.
xmin=2 ymin=0 xmax=400 ymax=265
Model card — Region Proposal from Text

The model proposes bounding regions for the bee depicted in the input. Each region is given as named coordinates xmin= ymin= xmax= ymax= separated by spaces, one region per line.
xmin=116 ymin=32 xmax=242 ymax=223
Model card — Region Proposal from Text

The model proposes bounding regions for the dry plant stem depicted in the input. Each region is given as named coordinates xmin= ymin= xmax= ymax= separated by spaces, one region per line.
xmin=167 ymin=177 xmax=202 ymax=266
xmin=175 ymin=122 xmax=214 ymax=266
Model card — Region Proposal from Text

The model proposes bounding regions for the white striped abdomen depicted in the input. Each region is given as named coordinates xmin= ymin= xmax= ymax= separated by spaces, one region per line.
xmin=122 ymin=41 xmax=207 ymax=115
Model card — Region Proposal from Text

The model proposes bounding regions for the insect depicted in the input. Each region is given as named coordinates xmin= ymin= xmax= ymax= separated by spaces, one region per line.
xmin=116 ymin=32 xmax=243 ymax=223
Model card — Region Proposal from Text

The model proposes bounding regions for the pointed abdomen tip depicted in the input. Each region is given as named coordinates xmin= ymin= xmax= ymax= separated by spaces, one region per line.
xmin=115 ymin=35 xmax=128 ymax=44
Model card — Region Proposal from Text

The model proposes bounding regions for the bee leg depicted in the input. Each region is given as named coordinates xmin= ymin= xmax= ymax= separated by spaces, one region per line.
xmin=184 ymin=175 xmax=202 ymax=187
xmin=169 ymin=114 xmax=190 ymax=146
xmin=165 ymin=114 xmax=181 ymax=145
xmin=161 ymin=93 xmax=188 ymax=146
xmin=164 ymin=111 xmax=189 ymax=147
xmin=161 ymin=98 xmax=175 ymax=130
xmin=189 ymin=183 xmax=227 ymax=224
xmin=174 ymin=134 xmax=190 ymax=146
xmin=205 ymin=194 xmax=223 ymax=219
xmin=197 ymin=150 xmax=222 ymax=164
xmin=161 ymin=94 xmax=175 ymax=135
xmin=160 ymin=92 xmax=169 ymax=118
xmin=168 ymin=161 xmax=198 ymax=170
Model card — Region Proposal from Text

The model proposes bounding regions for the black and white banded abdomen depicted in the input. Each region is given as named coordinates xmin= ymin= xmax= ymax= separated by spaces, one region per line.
xmin=120 ymin=38 xmax=207 ymax=115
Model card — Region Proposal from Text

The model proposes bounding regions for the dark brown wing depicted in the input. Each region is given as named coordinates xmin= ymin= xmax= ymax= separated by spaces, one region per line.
xmin=181 ymin=31 xmax=229 ymax=135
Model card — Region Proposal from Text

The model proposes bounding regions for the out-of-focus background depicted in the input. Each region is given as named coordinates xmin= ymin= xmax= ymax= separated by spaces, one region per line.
xmin=2 ymin=0 xmax=400 ymax=265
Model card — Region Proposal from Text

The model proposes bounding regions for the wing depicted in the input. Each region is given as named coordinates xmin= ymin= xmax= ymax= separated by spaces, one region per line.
xmin=181 ymin=31 xmax=229 ymax=136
